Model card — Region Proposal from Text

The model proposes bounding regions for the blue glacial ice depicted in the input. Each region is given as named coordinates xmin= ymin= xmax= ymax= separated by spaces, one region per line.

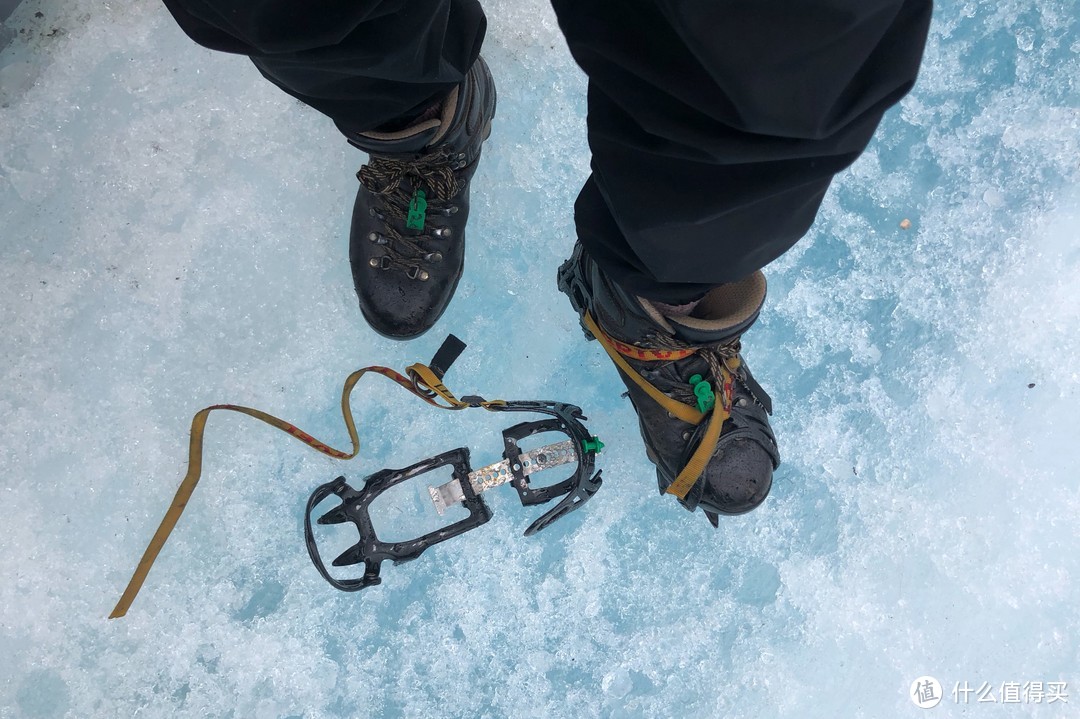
xmin=1 ymin=0 xmax=1078 ymax=717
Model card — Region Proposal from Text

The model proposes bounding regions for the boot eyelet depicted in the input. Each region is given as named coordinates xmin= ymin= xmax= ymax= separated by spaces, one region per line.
xmin=736 ymin=398 xmax=748 ymax=407
xmin=407 ymin=266 xmax=430 ymax=281
xmin=369 ymin=256 xmax=390 ymax=270
xmin=682 ymin=431 xmax=691 ymax=441
xmin=368 ymin=232 xmax=388 ymax=245
xmin=433 ymin=227 xmax=452 ymax=239
xmin=424 ymin=251 xmax=443 ymax=263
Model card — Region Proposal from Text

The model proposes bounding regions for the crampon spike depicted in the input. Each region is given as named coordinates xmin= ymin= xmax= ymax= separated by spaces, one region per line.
xmin=317 ymin=504 xmax=350 ymax=525
xmin=332 ymin=544 xmax=366 ymax=567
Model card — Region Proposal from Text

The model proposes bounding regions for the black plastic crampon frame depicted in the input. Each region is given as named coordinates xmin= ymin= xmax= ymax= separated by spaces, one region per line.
xmin=304 ymin=400 xmax=603 ymax=592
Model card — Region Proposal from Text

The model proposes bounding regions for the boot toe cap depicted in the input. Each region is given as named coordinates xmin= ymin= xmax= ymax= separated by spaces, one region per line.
xmin=351 ymin=260 xmax=459 ymax=340
xmin=698 ymin=438 xmax=774 ymax=515
xmin=359 ymin=303 xmax=434 ymax=340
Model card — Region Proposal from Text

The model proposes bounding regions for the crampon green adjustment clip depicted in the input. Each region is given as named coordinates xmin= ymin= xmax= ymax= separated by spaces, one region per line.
xmin=406 ymin=189 xmax=427 ymax=230
xmin=688 ymin=374 xmax=715 ymax=414
xmin=582 ymin=436 xmax=604 ymax=454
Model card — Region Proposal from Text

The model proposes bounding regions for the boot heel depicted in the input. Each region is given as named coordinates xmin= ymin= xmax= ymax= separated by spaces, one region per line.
xmin=556 ymin=254 xmax=596 ymax=341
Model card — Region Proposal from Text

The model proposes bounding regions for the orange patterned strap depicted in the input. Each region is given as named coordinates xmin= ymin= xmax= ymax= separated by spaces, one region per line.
xmin=602 ymin=335 xmax=697 ymax=362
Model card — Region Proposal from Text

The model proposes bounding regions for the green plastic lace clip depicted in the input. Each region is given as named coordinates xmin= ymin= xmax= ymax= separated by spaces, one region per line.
xmin=582 ymin=436 xmax=605 ymax=454
xmin=688 ymin=374 xmax=715 ymax=414
xmin=406 ymin=189 xmax=427 ymax=230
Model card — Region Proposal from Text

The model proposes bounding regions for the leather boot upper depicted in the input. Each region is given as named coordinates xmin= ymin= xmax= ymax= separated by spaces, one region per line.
xmin=558 ymin=242 xmax=780 ymax=522
xmin=348 ymin=57 xmax=496 ymax=339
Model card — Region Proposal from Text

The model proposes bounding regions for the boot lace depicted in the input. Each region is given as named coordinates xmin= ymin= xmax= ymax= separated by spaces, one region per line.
xmin=358 ymin=151 xmax=464 ymax=280
xmin=650 ymin=332 xmax=760 ymax=411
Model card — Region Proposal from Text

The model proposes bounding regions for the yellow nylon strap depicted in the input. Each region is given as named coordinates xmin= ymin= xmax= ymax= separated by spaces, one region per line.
xmin=109 ymin=362 xmax=477 ymax=619
xmin=583 ymin=313 xmax=703 ymax=426
xmin=665 ymin=361 xmax=737 ymax=498
xmin=665 ymin=409 xmax=725 ymax=499
xmin=582 ymin=311 xmax=735 ymax=501
xmin=405 ymin=362 xmax=468 ymax=408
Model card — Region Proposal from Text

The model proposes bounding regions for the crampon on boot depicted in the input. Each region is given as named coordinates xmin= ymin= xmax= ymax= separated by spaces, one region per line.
xmin=557 ymin=243 xmax=780 ymax=527
xmin=348 ymin=57 xmax=496 ymax=339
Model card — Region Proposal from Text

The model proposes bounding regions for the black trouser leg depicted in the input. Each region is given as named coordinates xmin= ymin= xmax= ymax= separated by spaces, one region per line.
xmin=160 ymin=0 xmax=486 ymax=136
xmin=550 ymin=0 xmax=932 ymax=302
xmin=161 ymin=0 xmax=930 ymax=304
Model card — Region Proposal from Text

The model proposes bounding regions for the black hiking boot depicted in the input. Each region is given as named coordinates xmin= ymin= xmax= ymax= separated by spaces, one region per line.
xmin=557 ymin=243 xmax=780 ymax=526
xmin=347 ymin=57 xmax=496 ymax=339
